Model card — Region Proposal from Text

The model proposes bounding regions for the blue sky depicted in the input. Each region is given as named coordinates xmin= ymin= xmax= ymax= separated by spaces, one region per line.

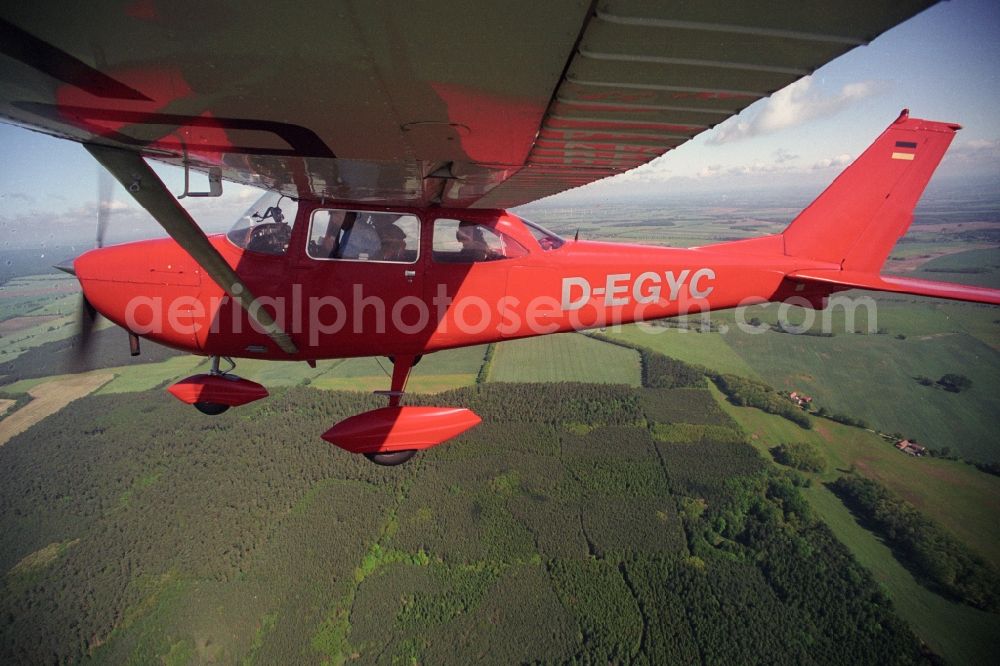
xmin=0 ymin=0 xmax=997 ymax=245
xmin=575 ymin=0 xmax=1000 ymax=201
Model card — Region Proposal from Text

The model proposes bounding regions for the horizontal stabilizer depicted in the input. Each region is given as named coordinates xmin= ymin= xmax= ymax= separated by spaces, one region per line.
xmin=789 ymin=269 xmax=1000 ymax=305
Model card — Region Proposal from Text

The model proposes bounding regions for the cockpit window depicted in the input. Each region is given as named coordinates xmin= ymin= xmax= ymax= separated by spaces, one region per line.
xmin=307 ymin=209 xmax=419 ymax=263
xmin=432 ymin=219 xmax=527 ymax=263
xmin=521 ymin=218 xmax=565 ymax=251
xmin=227 ymin=191 xmax=298 ymax=255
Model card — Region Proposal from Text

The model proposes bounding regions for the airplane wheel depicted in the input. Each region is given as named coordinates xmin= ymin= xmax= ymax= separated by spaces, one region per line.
xmin=364 ymin=450 xmax=417 ymax=466
xmin=387 ymin=355 xmax=422 ymax=367
xmin=194 ymin=401 xmax=230 ymax=416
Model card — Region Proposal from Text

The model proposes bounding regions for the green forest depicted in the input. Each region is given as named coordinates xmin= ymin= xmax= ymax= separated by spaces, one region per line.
xmin=0 ymin=360 xmax=946 ymax=664
xmin=831 ymin=474 xmax=1000 ymax=612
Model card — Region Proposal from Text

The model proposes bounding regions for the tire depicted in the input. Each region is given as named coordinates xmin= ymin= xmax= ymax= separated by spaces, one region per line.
xmin=364 ymin=450 xmax=417 ymax=466
xmin=194 ymin=401 xmax=230 ymax=416
xmin=387 ymin=355 xmax=422 ymax=367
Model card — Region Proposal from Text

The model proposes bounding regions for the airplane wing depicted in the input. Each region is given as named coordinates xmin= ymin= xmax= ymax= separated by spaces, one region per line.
xmin=0 ymin=1 xmax=936 ymax=208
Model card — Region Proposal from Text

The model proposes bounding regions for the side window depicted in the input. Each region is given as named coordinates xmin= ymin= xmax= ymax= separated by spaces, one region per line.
xmin=307 ymin=209 xmax=419 ymax=263
xmin=432 ymin=219 xmax=527 ymax=263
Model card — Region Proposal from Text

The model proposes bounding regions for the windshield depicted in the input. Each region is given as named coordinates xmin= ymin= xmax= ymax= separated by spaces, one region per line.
xmin=521 ymin=218 xmax=565 ymax=251
xmin=227 ymin=191 xmax=298 ymax=255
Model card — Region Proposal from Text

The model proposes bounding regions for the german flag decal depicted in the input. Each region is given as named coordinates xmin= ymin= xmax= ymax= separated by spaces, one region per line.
xmin=892 ymin=140 xmax=917 ymax=160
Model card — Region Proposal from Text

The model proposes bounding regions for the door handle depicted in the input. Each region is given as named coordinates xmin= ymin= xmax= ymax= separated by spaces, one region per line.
xmin=404 ymin=269 xmax=416 ymax=283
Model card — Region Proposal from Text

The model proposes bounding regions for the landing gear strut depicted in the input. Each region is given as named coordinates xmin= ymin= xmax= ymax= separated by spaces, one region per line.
xmin=365 ymin=354 xmax=419 ymax=466
xmin=193 ymin=356 xmax=236 ymax=416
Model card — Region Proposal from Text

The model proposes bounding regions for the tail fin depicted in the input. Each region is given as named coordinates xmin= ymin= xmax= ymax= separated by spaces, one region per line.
xmin=783 ymin=109 xmax=960 ymax=273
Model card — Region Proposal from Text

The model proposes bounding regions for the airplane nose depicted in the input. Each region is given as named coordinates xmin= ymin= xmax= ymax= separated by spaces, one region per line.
xmin=69 ymin=239 xmax=204 ymax=352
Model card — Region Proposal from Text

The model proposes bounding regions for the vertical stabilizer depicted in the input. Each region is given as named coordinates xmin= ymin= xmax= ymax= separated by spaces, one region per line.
xmin=782 ymin=110 xmax=959 ymax=273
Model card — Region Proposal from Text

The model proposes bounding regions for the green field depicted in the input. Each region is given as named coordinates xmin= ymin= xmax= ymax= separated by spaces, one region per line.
xmin=488 ymin=333 xmax=641 ymax=385
xmin=96 ymin=356 xmax=209 ymax=394
xmin=596 ymin=307 xmax=1000 ymax=464
xmin=710 ymin=383 xmax=1000 ymax=663
xmin=515 ymin=198 xmax=800 ymax=249
xmin=802 ymin=485 xmax=1000 ymax=665
xmin=710 ymin=382 xmax=1000 ymax=570
xmin=0 ymin=275 xmax=86 ymax=364
xmin=724 ymin=324 xmax=1000 ymax=461
xmin=310 ymin=344 xmax=488 ymax=393
xmin=914 ymin=247 xmax=1000 ymax=289
xmin=598 ymin=324 xmax=761 ymax=378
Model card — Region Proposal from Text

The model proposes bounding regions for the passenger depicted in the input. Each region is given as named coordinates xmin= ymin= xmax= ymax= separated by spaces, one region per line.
xmin=313 ymin=210 xmax=346 ymax=258
xmin=378 ymin=223 xmax=408 ymax=262
xmin=338 ymin=213 xmax=381 ymax=260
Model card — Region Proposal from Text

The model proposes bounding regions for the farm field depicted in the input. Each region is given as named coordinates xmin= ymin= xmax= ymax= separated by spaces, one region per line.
xmin=709 ymin=384 xmax=1000 ymax=663
xmin=487 ymin=333 xmax=641 ymax=385
xmin=96 ymin=356 xmax=209 ymax=394
xmin=310 ymin=344 xmax=489 ymax=393
xmin=710 ymin=382 xmax=1000 ymax=569
xmin=913 ymin=247 xmax=1000 ymax=289
xmin=597 ymin=324 xmax=760 ymax=378
xmin=602 ymin=292 xmax=1000 ymax=462
xmin=0 ymin=372 xmax=113 ymax=446
xmin=724 ymin=324 xmax=1000 ymax=461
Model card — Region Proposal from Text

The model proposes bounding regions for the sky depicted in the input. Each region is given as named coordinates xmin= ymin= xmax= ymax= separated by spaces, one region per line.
xmin=0 ymin=0 xmax=998 ymax=247
xmin=570 ymin=0 xmax=1000 ymax=202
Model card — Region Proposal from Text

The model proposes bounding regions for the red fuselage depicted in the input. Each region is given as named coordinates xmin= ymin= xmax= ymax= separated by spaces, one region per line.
xmin=73 ymin=205 xmax=834 ymax=361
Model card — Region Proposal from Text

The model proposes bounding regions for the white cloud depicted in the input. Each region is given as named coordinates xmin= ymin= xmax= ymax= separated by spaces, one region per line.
xmin=237 ymin=186 xmax=261 ymax=199
xmin=4 ymin=192 xmax=35 ymax=204
xmin=772 ymin=148 xmax=799 ymax=164
xmin=707 ymin=77 xmax=883 ymax=145
xmin=945 ymin=138 xmax=1000 ymax=160
xmin=99 ymin=199 xmax=130 ymax=211
xmin=810 ymin=153 xmax=853 ymax=170
xmin=602 ymin=156 xmax=672 ymax=185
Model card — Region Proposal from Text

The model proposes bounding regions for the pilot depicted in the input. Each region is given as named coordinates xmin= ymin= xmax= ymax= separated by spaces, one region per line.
xmin=455 ymin=222 xmax=492 ymax=262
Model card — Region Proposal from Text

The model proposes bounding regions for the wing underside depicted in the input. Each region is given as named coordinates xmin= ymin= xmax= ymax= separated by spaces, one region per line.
xmin=0 ymin=1 xmax=936 ymax=208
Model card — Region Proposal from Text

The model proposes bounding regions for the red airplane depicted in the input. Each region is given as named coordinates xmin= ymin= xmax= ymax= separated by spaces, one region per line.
xmin=1 ymin=2 xmax=995 ymax=464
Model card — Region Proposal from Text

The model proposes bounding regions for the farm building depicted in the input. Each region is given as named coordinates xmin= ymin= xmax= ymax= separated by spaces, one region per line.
xmin=895 ymin=439 xmax=928 ymax=456
xmin=789 ymin=391 xmax=814 ymax=407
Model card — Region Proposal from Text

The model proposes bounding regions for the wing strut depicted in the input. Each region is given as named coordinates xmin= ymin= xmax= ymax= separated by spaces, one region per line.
xmin=84 ymin=144 xmax=298 ymax=355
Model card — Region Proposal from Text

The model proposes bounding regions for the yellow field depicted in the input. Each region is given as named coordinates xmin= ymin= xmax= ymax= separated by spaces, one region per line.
xmin=0 ymin=372 xmax=113 ymax=446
